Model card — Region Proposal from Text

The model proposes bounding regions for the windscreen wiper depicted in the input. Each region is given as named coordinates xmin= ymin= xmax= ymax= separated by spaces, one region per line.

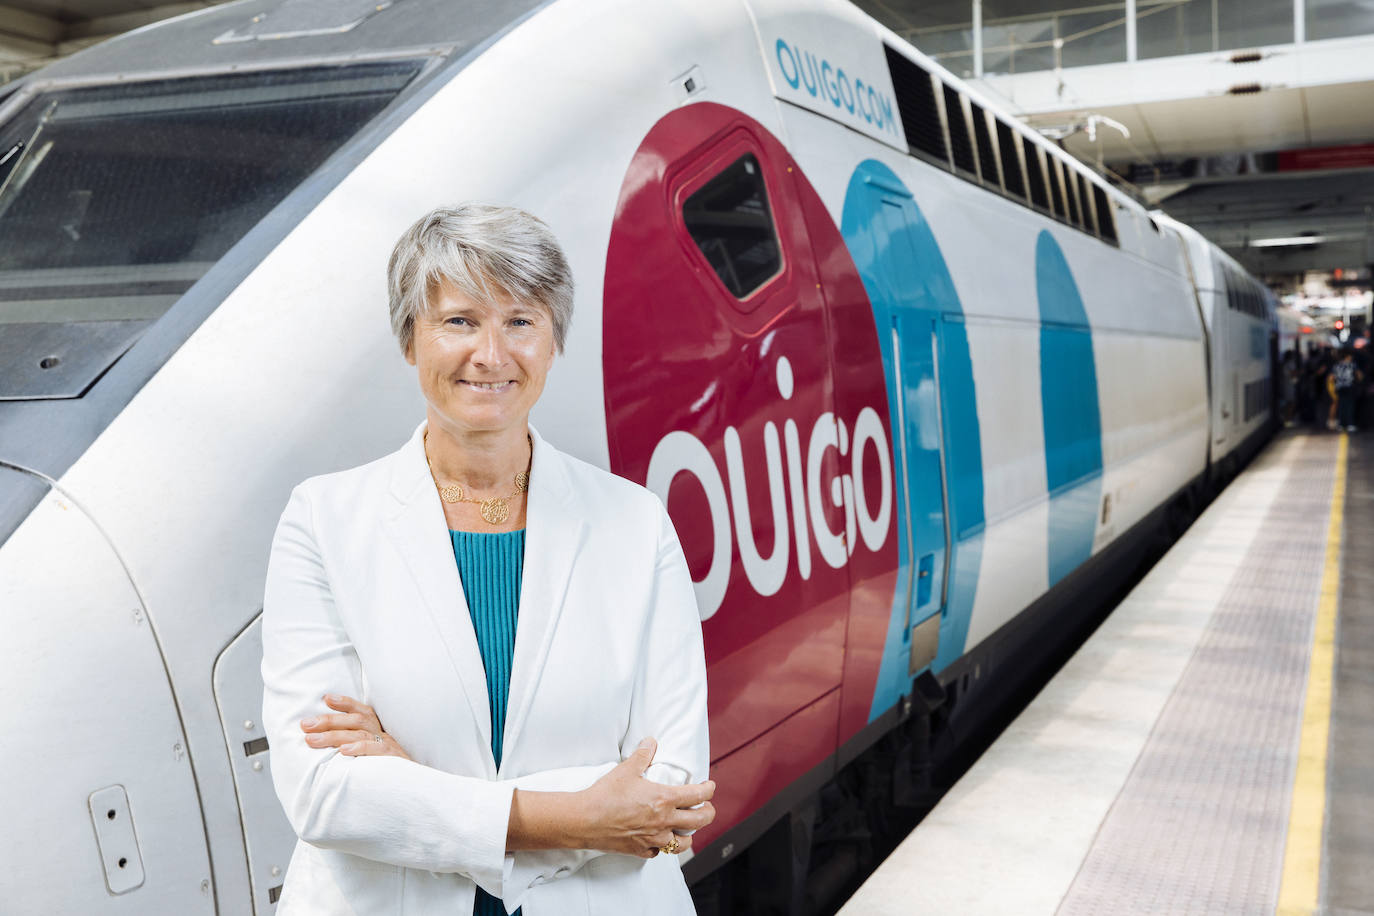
xmin=0 ymin=141 xmax=22 ymax=182
xmin=0 ymin=101 xmax=57 ymax=212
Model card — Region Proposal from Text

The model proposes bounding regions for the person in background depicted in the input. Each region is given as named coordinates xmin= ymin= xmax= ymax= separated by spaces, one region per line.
xmin=1296 ymin=348 xmax=1316 ymax=426
xmin=1280 ymin=350 xmax=1298 ymax=427
xmin=1356 ymin=328 xmax=1374 ymax=428
xmin=1332 ymin=348 xmax=1363 ymax=432
xmin=1306 ymin=349 xmax=1331 ymax=429
xmin=261 ymin=204 xmax=714 ymax=916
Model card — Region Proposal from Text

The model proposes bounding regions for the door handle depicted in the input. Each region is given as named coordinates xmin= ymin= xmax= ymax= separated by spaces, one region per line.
xmin=917 ymin=553 xmax=934 ymax=606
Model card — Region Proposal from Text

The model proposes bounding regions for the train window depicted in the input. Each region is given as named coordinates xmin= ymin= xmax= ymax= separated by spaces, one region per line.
xmin=1077 ymin=172 xmax=1096 ymax=235
xmin=942 ymin=85 xmax=977 ymax=176
xmin=884 ymin=46 xmax=947 ymax=164
xmin=0 ymin=59 xmax=423 ymax=400
xmin=1091 ymin=183 xmax=1118 ymax=245
xmin=1047 ymin=155 xmax=1067 ymax=220
xmin=683 ymin=153 xmax=782 ymax=300
xmin=1062 ymin=162 xmax=1081 ymax=228
xmin=996 ymin=120 xmax=1026 ymax=200
xmin=969 ymin=101 xmax=999 ymax=188
xmin=1024 ymin=138 xmax=1049 ymax=210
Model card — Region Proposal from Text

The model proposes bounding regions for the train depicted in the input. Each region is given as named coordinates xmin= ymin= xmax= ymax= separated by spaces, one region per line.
xmin=0 ymin=0 xmax=1276 ymax=912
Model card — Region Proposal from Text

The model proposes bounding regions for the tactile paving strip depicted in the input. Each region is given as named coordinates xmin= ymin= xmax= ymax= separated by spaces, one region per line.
xmin=1057 ymin=434 xmax=1340 ymax=916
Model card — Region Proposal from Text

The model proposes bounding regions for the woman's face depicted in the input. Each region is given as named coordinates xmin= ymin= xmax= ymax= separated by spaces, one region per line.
xmin=406 ymin=280 xmax=557 ymax=437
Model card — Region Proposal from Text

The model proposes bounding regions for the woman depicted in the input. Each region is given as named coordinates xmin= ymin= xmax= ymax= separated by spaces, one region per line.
xmin=261 ymin=204 xmax=714 ymax=915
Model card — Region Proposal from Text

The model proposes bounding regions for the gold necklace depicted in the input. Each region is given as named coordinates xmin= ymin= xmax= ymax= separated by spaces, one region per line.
xmin=423 ymin=431 xmax=531 ymax=525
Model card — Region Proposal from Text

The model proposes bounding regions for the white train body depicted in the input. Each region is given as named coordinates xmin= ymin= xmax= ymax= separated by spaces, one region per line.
xmin=0 ymin=0 xmax=1273 ymax=912
xmin=1158 ymin=213 xmax=1276 ymax=462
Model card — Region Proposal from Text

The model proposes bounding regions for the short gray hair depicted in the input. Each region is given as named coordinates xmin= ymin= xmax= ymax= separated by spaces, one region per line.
xmin=387 ymin=204 xmax=574 ymax=355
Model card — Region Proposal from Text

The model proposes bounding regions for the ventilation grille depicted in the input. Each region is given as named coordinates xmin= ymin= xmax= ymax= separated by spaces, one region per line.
xmin=996 ymin=120 xmax=1026 ymax=200
xmin=1064 ymin=165 xmax=1081 ymax=226
xmin=1093 ymin=183 xmax=1117 ymax=244
xmin=1077 ymin=172 xmax=1096 ymax=234
xmin=969 ymin=101 xmax=999 ymax=187
xmin=884 ymin=45 xmax=946 ymax=163
xmin=943 ymin=84 xmax=977 ymax=175
xmin=1047 ymin=158 xmax=1067 ymax=219
xmin=1024 ymin=137 xmax=1049 ymax=209
xmin=880 ymin=43 xmax=1121 ymax=250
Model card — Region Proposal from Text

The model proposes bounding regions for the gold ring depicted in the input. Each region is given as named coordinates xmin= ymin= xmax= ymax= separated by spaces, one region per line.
xmin=661 ymin=836 xmax=680 ymax=855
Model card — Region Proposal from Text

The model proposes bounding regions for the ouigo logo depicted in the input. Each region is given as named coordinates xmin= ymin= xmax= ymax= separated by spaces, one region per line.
xmin=645 ymin=355 xmax=893 ymax=618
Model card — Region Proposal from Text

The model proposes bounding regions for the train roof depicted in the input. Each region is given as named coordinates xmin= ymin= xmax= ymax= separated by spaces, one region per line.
xmin=13 ymin=0 xmax=550 ymax=87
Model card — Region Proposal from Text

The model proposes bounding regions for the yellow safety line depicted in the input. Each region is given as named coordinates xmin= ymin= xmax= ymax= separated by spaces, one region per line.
xmin=1276 ymin=433 xmax=1348 ymax=916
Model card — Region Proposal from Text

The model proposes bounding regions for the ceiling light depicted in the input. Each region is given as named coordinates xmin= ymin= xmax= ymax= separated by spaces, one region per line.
xmin=1250 ymin=235 xmax=1325 ymax=248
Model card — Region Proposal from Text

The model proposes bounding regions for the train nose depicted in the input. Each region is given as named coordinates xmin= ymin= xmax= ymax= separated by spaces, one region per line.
xmin=0 ymin=463 xmax=212 ymax=908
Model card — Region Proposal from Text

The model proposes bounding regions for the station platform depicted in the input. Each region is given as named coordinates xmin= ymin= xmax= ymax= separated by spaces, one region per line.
xmin=839 ymin=430 xmax=1372 ymax=916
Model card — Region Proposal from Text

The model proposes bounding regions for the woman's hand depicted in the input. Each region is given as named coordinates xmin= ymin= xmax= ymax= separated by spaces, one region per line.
xmin=299 ymin=694 xmax=412 ymax=760
xmin=571 ymin=737 xmax=716 ymax=858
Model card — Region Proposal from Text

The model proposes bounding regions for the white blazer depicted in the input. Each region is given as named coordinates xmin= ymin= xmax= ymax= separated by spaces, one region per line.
xmin=261 ymin=424 xmax=709 ymax=915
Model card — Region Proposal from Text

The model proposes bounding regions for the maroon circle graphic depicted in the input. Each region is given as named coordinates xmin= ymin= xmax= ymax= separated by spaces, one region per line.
xmin=602 ymin=103 xmax=899 ymax=829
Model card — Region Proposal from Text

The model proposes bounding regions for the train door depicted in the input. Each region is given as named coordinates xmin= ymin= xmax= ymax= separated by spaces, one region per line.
xmin=0 ymin=468 xmax=213 ymax=912
xmin=838 ymin=158 xmax=986 ymax=723
xmin=868 ymin=193 xmax=949 ymax=665
xmin=1211 ymin=279 xmax=1233 ymax=452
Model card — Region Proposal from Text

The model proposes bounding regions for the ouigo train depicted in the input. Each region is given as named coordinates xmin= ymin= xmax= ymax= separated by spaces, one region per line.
xmin=0 ymin=0 xmax=1276 ymax=912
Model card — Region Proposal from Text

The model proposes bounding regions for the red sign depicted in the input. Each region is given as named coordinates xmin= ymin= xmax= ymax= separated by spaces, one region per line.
xmin=1278 ymin=143 xmax=1374 ymax=172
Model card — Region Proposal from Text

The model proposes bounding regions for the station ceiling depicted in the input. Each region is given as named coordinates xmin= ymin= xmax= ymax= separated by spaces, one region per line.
xmin=1039 ymin=83 xmax=1374 ymax=277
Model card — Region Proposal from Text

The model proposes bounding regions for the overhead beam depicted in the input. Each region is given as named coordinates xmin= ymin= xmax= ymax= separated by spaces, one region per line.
xmin=0 ymin=6 xmax=62 ymax=44
xmin=0 ymin=35 xmax=53 ymax=65
xmin=1232 ymin=241 xmax=1370 ymax=275
xmin=0 ymin=5 xmax=58 ymax=64
xmin=1130 ymin=164 xmax=1374 ymax=190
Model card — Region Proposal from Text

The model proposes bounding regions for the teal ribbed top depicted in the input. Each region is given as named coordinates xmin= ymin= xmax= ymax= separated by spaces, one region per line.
xmin=449 ymin=528 xmax=525 ymax=916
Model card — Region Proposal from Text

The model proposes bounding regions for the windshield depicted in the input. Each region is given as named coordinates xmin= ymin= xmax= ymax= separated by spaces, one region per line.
xmin=0 ymin=60 xmax=421 ymax=400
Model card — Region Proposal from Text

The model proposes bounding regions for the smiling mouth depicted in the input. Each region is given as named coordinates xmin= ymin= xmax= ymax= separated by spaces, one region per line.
xmin=460 ymin=380 xmax=517 ymax=392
